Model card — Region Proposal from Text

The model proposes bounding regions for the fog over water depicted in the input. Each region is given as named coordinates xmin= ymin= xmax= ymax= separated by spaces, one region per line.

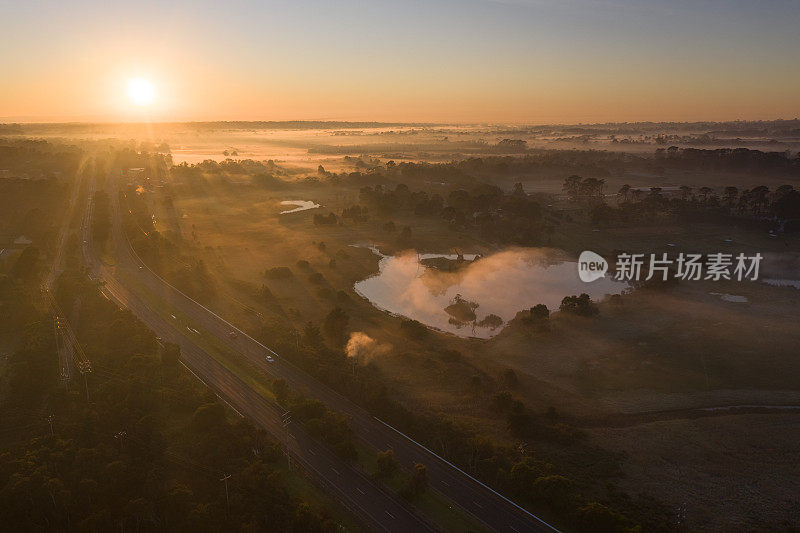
xmin=355 ymin=247 xmax=627 ymax=338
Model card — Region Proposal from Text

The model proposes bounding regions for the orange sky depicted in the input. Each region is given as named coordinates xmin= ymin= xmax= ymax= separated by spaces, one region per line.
xmin=2 ymin=0 xmax=798 ymax=124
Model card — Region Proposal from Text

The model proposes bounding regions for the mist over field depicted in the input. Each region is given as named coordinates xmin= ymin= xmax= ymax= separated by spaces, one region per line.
xmin=2 ymin=0 xmax=800 ymax=531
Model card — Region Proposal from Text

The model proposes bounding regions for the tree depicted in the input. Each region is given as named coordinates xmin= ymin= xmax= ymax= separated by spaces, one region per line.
xmin=562 ymin=175 xmax=582 ymax=201
xmin=11 ymin=246 xmax=40 ymax=282
xmin=577 ymin=502 xmax=629 ymax=533
xmin=616 ymin=184 xmax=631 ymax=205
xmin=477 ymin=314 xmax=503 ymax=329
xmin=303 ymin=322 xmax=323 ymax=346
xmin=501 ymin=368 xmax=518 ymax=388
xmin=490 ymin=391 xmax=515 ymax=413
xmin=160 ymin=342 xmax=181 ymax=367
xmin=723 ymin=186 xmax=739 ymax=208
xmin=532 ymin=475 xmax=576 ymax=512
xmin=322 ymin=307 xmax=349 ymax=345
xmin=510 ymin=458 xmax=550 ymax=496
xmin=272 ymin=378 xmax=289 ymax=405
xmin=402 ymin=463 xmax=428 ymax=498
xmin=559 ymin=294 xmax=599 ymax=316
xmin=375 ymin=449 xmax=398 ymax=479
xmin=400 ymin=319 xmax=427 ymax=339
xmin=191 ymin=403 xmax=226 ymax=433
xmin=530 ymin=304 xmax=549 ymax=320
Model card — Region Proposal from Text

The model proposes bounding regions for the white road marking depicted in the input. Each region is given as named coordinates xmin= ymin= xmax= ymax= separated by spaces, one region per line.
xmin=330 ymin=467 xmax=340 ymax=476
xmin=372 ymin=416 xmax=561 ymax=532
xmin=308 ymin=449 xmax=316 ymax=455
xmin=385 ymin=511 xmax=395 ymax=520
xmin=357 ymin=488 xmax=365 ymax=495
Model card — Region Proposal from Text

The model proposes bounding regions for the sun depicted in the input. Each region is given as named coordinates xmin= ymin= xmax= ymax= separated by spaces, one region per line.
xmin=127 ymin=78 xmax=155 ymax=106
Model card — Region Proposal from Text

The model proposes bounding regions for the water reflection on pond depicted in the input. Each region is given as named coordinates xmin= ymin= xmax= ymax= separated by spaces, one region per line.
xmin=354 ymin=247 xmax=627 ymax=338
xmin=280 ymin=200 xmax=321 ymax=214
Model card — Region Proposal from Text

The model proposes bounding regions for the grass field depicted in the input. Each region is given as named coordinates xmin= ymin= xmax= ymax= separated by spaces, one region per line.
xmin=148 ymin=163 xmax=800 ymax=531
xmin=590 ymin=413 xmax=800 ymax=531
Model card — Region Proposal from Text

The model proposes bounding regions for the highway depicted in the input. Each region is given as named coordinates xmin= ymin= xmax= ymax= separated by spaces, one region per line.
xmin=86 ymin=174 xmax=560 ymax=533
xmin=82 ymin=178 xmax=434 ymax=532
xmin=44 ymin=160 xmax=88 ymax=384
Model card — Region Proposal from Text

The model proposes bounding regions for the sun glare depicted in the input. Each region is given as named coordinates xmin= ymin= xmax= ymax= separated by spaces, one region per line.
xmin=127 ymin=78 xmax=155 ymax=106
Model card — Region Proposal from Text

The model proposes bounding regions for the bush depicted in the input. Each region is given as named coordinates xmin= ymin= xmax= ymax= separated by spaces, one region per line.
xmin=266 ymin=266 xmax=293 ymax=279
xmin=313 ymin=212 xmax=338 ymax=225
xmin=577 ymin=502 xmax=630 ymax=533
xmin=400 ymin=319 xmax=428 ymax=339
xmin=501 ymin=368 xmax=518 ymax=388
xmin=375 ymin=449 xmax=398 ymax=479
xmin=400 ymin=463 xmax=428 ymax=499
xmin=530 ymin=303 xmax=549 ymax=320
xmin=559 ymin=293 xmax=598 ymax=316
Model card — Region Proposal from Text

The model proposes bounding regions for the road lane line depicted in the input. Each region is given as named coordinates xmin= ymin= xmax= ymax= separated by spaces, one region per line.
xmin=372 ymin=416 xmax=561 ymax=532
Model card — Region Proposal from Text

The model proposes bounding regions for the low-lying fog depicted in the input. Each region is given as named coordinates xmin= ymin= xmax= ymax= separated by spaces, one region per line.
xmin=355 ymin=247 xmax=626 ymax=338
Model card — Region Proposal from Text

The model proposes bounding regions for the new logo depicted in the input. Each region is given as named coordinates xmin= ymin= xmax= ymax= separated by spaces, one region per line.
xmin=578 ymin=250 xmax=608 ymax=282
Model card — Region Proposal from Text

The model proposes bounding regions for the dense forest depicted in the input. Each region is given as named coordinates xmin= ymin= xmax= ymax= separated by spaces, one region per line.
xmin=0 ymin=262 xmax=339 ymax=531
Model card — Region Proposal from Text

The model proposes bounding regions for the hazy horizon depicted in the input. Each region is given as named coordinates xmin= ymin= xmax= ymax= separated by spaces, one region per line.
xmin=2 ymin=0 xmax=799 ymax=124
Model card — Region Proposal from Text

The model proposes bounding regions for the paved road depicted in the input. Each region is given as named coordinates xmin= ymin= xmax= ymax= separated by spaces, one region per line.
xmin=44 ymin=160 xmax=88 ymax=383
xmin=82 ymin=180 xmax=434 ymax=532
xmin=94 ymin=175 xmax=560 ymax=533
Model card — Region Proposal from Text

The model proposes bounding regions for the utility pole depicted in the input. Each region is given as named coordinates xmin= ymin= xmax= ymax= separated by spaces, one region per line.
xmin=78 ymin=361 xmax=93 ymax=402
xmin=114 ymin=430 xmax=127 ymax=454
xmin=220 ymin=474 xmax=231 ymax=515
xmin=281 ymin=411 xmax=292 ymax=468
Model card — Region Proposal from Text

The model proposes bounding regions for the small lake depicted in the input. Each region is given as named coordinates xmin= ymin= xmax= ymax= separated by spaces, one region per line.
xmin=354 ymin=247 xmax=627 ymax=338
xmin=280 ymin=200 xmax=321 ymax=214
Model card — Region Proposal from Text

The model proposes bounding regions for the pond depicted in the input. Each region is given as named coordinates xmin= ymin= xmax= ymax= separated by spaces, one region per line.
xmin=280 ymin=200 xmax=321 ymax=214
xmin=354 ymin=247 xmax=627 ymax=338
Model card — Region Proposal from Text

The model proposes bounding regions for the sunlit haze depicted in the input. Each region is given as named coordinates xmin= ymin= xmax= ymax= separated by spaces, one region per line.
xmin=127 ymin=78 xmax=155 ymax=107
xmin=2 ymin=2 xmax=800 ymax=531
xmin=1 ymin=0 xmax=798 ymax=123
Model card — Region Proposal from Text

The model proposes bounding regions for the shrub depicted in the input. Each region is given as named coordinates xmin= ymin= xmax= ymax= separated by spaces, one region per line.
xmin=400 ymin=319 xmax=428 ymax=339
xmin=559 ymin=293 xmax=599 ymax=316
xmin=265 ymin=266 xmax=293 ymax=279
